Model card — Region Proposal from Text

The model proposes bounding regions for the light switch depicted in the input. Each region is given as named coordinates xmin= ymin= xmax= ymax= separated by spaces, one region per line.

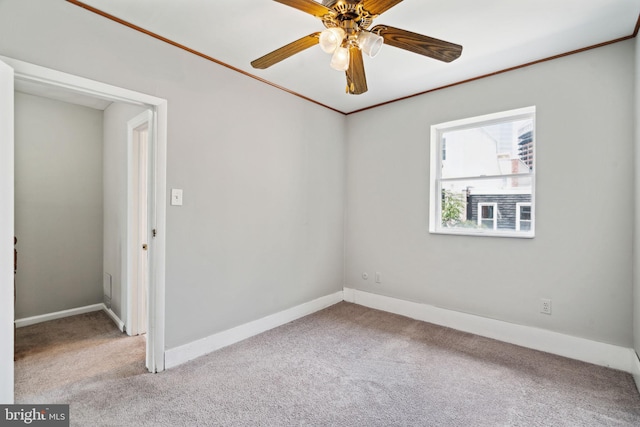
xmin=171 ymin=189 xmax=183 ymax=206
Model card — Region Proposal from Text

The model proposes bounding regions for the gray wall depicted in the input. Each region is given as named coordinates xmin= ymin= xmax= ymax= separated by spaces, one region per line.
xmin=4 ymin=0 xmax=635 ymax=354
xmin=0 ymin=0 xmax=345 ymax=349
xmin=14 ymin=92 xmax=104 ymax=318
xmin=103 ymin=102 xmax=149 ymax=322
xmin=346 ymin=40 xmax=635 ymax=347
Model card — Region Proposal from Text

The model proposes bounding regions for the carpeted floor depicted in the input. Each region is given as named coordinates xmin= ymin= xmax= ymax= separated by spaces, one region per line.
xmin=15 ymin=311 xmax=146 ymax=398
xmin=14 ymin=302 xmax=640 ymax=426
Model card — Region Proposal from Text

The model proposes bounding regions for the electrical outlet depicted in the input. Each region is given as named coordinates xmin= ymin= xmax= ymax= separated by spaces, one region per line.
xmin=362 ymin=272 xmax=368 ymax=280
xmin=540 ymin=298 xmax=552 ymax=315
xmin=375 ymin=272 xmax=381 ymax=283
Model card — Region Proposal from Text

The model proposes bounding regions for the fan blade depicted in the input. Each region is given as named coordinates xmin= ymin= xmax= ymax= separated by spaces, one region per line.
xmin=274 ymin=0 xmax=332 ymax=17
xmin=363 ymin=0 xmax=403 ymax=15
xmin=251 ymin=33 xmax=320 ymax=69
xmin=371 ymin=25 xmax=462 ymax=62
xmin=346 ymin=47 xmax=368 ymax=95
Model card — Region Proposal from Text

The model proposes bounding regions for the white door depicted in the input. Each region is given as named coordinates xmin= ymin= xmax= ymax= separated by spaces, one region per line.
xmin=0 ymin=59 xmax=15 ymax=403
xmin=128 ymin=111 xmax=151 ymax=337
xmin=136 ymin=124 xmax=149 ymax=335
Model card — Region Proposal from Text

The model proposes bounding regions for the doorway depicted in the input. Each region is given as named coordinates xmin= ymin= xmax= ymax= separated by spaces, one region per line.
xmin=0 ymin=55 xmax=168 ymax=403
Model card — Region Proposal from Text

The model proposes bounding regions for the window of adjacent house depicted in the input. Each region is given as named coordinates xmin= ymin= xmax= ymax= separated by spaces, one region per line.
xmin=478 ymin=203 xmax=497 ymax=230
xmin=429 ymin=106 xmax=535 ymax=238
xmin=516 ymin=203 xmax=532 ymax=231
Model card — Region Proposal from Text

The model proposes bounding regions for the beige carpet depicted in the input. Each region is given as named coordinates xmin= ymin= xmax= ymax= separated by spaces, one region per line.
xmin=15 ymin=311 xmax=146 ymax=398
xmin=14 ymin=303 xmax=640 ymax=426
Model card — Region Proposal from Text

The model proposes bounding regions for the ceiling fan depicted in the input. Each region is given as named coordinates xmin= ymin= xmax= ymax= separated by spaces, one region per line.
xmin=251 ymin=0 xmax=463 ymax=95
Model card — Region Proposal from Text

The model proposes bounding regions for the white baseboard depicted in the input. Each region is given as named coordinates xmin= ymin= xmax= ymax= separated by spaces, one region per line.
xmin=15 ymin=303 xmax=104 ymax=328
xmin=344 ymin=288 xmax=636 ymax=374
xmin=15 ymin=289 xmax=637 ymax=379
xmin=103 ymin=306 xmax=125 ymax=332
xmin=15 ymin=303 xmax=125 ymax=333
xmin=165 ymin=290 xmax=344 ymax=369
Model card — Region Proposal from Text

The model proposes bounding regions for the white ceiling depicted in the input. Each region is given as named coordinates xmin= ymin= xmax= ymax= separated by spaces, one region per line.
xmin=76 ymin=0 xmax=640 ymax=114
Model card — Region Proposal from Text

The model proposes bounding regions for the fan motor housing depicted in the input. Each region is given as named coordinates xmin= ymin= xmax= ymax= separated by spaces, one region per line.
xmin=322 ymin=0 xmax=374 ymax=32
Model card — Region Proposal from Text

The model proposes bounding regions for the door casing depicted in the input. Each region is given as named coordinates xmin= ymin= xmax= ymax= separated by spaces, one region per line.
xmin=0 ymin=57 xmax=15 ymax=404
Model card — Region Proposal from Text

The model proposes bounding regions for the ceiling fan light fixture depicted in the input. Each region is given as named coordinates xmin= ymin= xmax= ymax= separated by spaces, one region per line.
xmin=357 ymin=31 xmax=383 ymax=58
xmin=319 ymin=27 xmax=346 ymax=53
xmin=330 ymin=46 xmax=350 ymax=71
xmin=251 ymin=0 xmax=463 ymax=95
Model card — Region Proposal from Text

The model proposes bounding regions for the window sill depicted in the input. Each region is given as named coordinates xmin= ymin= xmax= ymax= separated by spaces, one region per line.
xmin=429 ymin=227 xmax=535 ymax=239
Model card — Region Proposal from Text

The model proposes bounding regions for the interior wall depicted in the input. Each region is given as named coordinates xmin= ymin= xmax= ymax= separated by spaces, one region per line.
xmin=346 ymin=40 xmax=635 ymax=347
xmin=14 ymin=92 xmax=104 ymax=318
xmin=7 ymin=0 xmax=633 ymax=357
xmin=103 ymin=102 xmax=148 ymax=322
xmin=0 ymin=0 xmax=346 ymax=349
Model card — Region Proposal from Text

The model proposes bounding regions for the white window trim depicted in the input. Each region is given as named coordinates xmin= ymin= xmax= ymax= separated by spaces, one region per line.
xmin=516 ymin=202 xmax=532 ymax=231
xmin=429 ymin=106 xmax=536 ymax=238
xmin=478 ymin=203 xmax=498 ymax=230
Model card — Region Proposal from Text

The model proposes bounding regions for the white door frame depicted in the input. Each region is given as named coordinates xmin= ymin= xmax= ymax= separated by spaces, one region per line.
xmin=0 ymin=56 xmax=168 ymax=402
xmin=0 ymin=58 xmax=15 ymax=404
xmin=127 ymin=111 xmax=152 ymax=339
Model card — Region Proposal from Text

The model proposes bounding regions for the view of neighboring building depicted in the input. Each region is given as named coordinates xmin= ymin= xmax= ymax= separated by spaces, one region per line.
xmin=518 ymin=122 xmax=534 ymax=170
xmin=440 ymin=118 xmax=534 ymax=232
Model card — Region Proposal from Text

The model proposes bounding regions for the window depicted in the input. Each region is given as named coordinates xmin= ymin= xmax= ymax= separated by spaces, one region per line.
xmin=516 ymin=203 xmax=532 ymax=231
xmin=478 ymin=203 xmax=497 ymax=230
xmin=429 ymin=106 xmax=535 ymax=238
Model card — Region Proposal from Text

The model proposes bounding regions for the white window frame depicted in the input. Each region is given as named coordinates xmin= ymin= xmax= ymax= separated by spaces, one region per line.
xmin=429 ymin=106 xmax=536 ymax=238
xmin=478 ymin=203 xmax=498 ymax=230
xmin=516 ymin=202 xmax=532 ymax=231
